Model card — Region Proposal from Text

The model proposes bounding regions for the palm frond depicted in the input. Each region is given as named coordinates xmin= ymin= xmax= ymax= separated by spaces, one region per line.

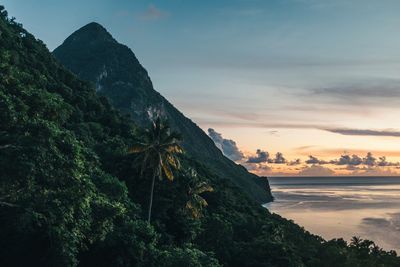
xmin=165 ymin=144 xmax=184 ymax=154
xmin=196 ymin=197 xmax=208 ymax=207
xmin=166 ymin=154 xmax=180 ymax=169
xmin=196 ymin=183 xmax=214 ymax=194
xmin=162 ymin=161 xmax=174 ymax=181
xmin=128 ymin=144 xmax=149 ymax=153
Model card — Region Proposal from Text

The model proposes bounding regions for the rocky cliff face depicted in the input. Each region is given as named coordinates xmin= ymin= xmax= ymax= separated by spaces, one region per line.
xmin=53 ymin=22 xmax=272 ymax=203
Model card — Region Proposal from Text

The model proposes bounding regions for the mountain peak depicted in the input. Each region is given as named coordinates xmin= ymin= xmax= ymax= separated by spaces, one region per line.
xmin=61 ymin=22 xmax=116 ymax=46
xmin=80 ymin=22 xmax=107 ymax=32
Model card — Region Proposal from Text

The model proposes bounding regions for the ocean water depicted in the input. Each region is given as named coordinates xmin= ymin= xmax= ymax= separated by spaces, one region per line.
xmin=266 ymin=177 xmax=400 ymax=252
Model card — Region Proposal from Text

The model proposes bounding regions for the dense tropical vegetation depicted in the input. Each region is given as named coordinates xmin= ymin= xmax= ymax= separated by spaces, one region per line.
xmin=1 ymin=5 xmax=400 ymax=266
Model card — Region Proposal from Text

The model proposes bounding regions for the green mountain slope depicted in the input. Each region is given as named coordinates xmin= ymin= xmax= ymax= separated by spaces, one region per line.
xmin=53 ymin=22 xmax=272 ymax=203
xmin=2 ymin=6 xmax=400 ymax=266
xmin=0 ymin=7 xmax=224 ymax=266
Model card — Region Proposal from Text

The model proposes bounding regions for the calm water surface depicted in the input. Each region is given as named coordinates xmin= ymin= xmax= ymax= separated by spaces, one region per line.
xmin=266 ymin=177 xmax=400 ymax=252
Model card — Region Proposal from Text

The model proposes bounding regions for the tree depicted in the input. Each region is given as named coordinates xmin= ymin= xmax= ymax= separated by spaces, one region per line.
xmin=129 ymin=117 xmax=183 ymax=223
xmin=185 ymin=168 xmax=213 ymax=219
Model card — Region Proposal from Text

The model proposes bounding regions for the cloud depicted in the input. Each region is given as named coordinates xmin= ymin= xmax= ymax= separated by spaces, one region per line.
xmin=241 ymin=161 xmax=274 ymax=175
xmin=207 ymin=128 xmax=224 ymax=146
xmin=376 ymin=156 xmax=399 ymax=167
xmin=222 ymin=139 xmax=244 ymax=161
xmin=305 ymin=155 xmax=329 ymax=164
xmin=363 ymin=152 xmax=376 ymax=167
xmin=273 ymin=152 xmax=287 ymax=164
xmin=309 ymin=79 xmax=400 ymax=105
xmin=325 ymin=128 xmax=400 ymax=137
xmin=199 ymin=120 xmax=327 ymax=130
xmin=298 ymin=147 xmax=400 ymax=158
xmin=199 ymin=118 xmax=400 ymax=140
xmin=350 ymin=166 xmax=397 ymax=176
xmin=247 ymin=149 xmax=269 ymax=163
xmin=305 ymin=152 xmax=399 ymax=168
xmin=206 ymin=128 xmax=400 ymax=176
xmin=244 ymin=150 xmax=294 ymax=176
xmin=253 ymin=164 xmax=272 ymax=172
xmin=208 ymin=128 xmax=244 ymax=161
xmin=344 ymin=165 xmax=359 ymax=171
xmin=334 ymin=154 xmax=363 ymax=166
xmin=139 ymin=5 xmax=169 ymax=21
xmin=288 ymin=159 xmax=301 ymax=165
xmin=298 ymin=165 xmax=335 ymax=176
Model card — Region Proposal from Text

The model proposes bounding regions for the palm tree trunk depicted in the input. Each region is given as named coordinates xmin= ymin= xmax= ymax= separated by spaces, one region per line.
xmin=147 ymin=170 xmax=157 ymax=223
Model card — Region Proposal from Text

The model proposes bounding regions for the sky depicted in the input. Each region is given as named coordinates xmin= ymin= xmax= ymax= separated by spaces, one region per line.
xmin=4 ymin=0 xmax=400 ymax=176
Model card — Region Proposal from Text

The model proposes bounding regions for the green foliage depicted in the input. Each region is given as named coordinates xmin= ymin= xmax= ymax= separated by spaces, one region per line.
xmin=0 ymin=9 xmax=147 ymax=266
xmin=184 ymin=168 xmax=214 ymax=219
xmin=79 ymin=218 xmax=160 ymax=267
xmin=0 ymin=6 xmax=399 ymax=267
xmin=156 ymin=245 xmax=222 ymax=267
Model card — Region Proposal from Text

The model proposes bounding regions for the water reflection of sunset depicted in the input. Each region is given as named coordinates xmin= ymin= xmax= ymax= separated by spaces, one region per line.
xmin=267 ymin=177 xmax=400 ymax=252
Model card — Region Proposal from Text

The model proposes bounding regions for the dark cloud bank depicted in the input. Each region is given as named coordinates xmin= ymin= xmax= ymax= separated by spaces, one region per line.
xmin=305 ymin=153 xmax=398 ymax=167
xmin=247 ymin=149 xmax=269 ymax=163
xmin=208 ymin=128 xmax=244 ymax=161
xmin=208 ymin=129 xmax=288 ymax=164
xmin=208 ymin=128 xmax=400 ymax=175
xmin=326 ymin=128 xmax=400 ymax=137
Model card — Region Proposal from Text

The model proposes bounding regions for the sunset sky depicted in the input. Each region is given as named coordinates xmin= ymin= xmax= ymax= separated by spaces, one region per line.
xmin=5 ymin=0 xmax=400 ymax=176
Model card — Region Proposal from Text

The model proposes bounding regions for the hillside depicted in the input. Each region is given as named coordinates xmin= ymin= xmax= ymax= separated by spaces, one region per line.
xmin=1 ymin=6 xmax=400 ymax=266
xmin=52 ymin=22 xmax=271 ymax=203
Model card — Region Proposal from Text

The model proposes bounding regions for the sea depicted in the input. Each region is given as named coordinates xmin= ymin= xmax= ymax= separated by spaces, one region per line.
xmin=265 ymin=176 xmax=400 ymax=252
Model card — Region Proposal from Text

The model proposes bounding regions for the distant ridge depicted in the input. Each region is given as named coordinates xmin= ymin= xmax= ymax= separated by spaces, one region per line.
xmin=53 ymin=22 xmax=272 ymax=203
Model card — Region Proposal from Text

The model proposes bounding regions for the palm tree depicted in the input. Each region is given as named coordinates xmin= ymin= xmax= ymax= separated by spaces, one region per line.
xmin=129 ymin=117 xmax=183 ymax=223
xmin=350 ymin=236 xmax=362 ymax=248
xmin=185 ymin=168 xmax=213 ymax=219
